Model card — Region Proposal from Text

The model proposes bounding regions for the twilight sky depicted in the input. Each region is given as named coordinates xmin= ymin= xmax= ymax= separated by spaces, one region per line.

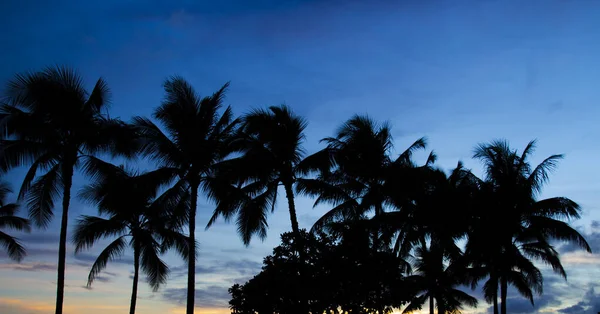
xmin=1 ymin=1 xmax=600 ymax=313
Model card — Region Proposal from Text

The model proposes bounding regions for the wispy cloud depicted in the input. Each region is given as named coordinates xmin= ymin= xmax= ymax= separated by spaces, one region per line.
xmin=0 ymin=262 xmax=56 ymax=272
xmin=163 ymin=285 xmax=231 ymax=308
xmin=557 ymin=286 xmax=600 ymax=313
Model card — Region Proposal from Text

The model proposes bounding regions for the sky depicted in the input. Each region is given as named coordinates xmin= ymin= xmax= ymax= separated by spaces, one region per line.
xmin=0 ymin=0 xmax=599 ymax=313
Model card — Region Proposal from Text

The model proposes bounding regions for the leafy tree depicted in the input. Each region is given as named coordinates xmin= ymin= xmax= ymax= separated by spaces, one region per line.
xmin=73 ymin=160 xmax=189 ymax=314
xmin=470 ymin=140 xmax=591 ymax=314
xmin=0 ymin=67 xmax=134 ymax=314
xmin=229 ymin=229 xmax=411 ymax=314
xmin=0 ymin=181 xmax=30 ymax=261
xmin=133 ymin=77 xmax=237 ymax=314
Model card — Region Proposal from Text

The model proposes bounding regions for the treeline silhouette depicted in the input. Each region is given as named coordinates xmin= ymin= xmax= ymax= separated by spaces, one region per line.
xmin=0 ymin=66 xmax=592 ymax=314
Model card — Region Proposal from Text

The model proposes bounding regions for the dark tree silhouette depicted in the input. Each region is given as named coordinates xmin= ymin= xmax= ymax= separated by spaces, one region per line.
xmin=469 ymin=139 xmax=591 ymax=314
xmin=0 ymin=67 xmax=134 ymax=314
xmin=229 ymin=229 xmax=410 ymax=314
xmin=402 ymin=242 xmax=478 ymax=314
xmin=298 ymin=115 xmax=430 ymax=242
xmin=73 ymin=160 xmax=189 ymax=314
xmin=208 ymin=105 xmax=309 ymax=244
xmin=133 ymin=77 xmax=237 ymax=314
xmin=0 ymin=181 xmax=30 ymax=261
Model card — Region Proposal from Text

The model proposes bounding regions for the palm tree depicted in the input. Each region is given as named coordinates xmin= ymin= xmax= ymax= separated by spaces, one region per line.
xmin=207 ymin=105 xmax=309 ymax=244
xmin=403 ymin=243 xmax=478 ymax=314
xmin=73 ymin=160 xmax=189 ymax=314
xmin=0 ymin=66 xmax=135 ymax=314
xmin=382 ymin=162 xmax=479 ymax=261
xmin=133 ymin=77 xmax=237 ymax=314
xmin=298 ymin=115 xmax=430 ymax=244
xmin=0 ymin=181 xmax=30 ymax=261
xmin=470 ymin=139 xmax=591 ymax=314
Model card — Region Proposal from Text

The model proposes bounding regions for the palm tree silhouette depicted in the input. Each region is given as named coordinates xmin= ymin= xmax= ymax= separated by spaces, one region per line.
xmin=299 ymin=115 xmax=429 ymax=244
xmin=133 ymin=77 xmax=237 ymax=314
xmin=207 ymin=105 xmax=309 ymax=244
xmin=471 ymin=139 xmax=591 ymax=314
xmin=0 ymin=181 xmax=30 ymax=261
xmin=403 ymin=242 xmax=477 ymax=314
xmin=0 ymin=66 xmax=134 ymax=314
xmin=73 ymin=160 xmax=189 ymax=314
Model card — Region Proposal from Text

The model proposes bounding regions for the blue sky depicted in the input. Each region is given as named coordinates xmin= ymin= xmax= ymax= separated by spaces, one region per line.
xmin=1 ymin=0 xmax=599 ymax=313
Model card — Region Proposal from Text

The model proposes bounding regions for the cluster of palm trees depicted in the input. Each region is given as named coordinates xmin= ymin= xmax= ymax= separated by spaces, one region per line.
xmin=0 ymin=66 xmax=591 ymax=314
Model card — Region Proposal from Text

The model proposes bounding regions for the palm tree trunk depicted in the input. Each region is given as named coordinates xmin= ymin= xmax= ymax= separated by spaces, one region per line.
xmin=186 ymin=181 xmax=199 ymax=314
xmin=500 ymin=276 xmax=508 ymax=314
xmin=493 ymin=282 xmax=498 ymax=314
xmin=130 ymin=247 xmax=140 ymax=314
xmin=55 ymin=163 xmax=74 ymax=314
xmin=283 ymin=181 xmax=299 ymax=236
xmin=430 ymin=295 xmax=434 ymax=314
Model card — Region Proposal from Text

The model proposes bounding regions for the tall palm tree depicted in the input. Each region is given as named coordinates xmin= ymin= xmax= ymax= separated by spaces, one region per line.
xmin=297 ymin=115 xmax=430 ymax=242
xmin=73 ymin=160 xmax=189 ymax=314
xmin=403 ymin=243 xmax=478 ymax=314
xmin=133 ymin=77 xmax=237 ymax=314
xmin=207 ymin=105 xmax=309 ymax=244
xmin=382 ymin=162 xmax=479 ymax=261
xmin=0 ymin=66 xmax=135 ymax=314
xmin=0 ymin=181 xmax=30 ymax=261
xmin=471 ymin=139 xmax=591 ymax=314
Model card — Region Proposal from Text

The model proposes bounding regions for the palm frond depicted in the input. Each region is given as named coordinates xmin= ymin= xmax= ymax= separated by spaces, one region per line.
xmin=527 ymin=216 xmax=591 ymax=252
xmin=85 ymin=77 xmax=110 ymax=113
xmin=395 ymin=137 xmax=427 ymax=165
xmin=533 ymin=197 xmax=581 ymax=220
xmin=131 ymin=116 xmax=184 ymax=168
xmin=138 ymin=233 xmax=169 ymax=291
xmin=235 ymin=183 xmax=278 ymax=245
xmin=86 ymin=235 xmax=127 ymax=287
xmin=0 ymin=230 xmax=27 ymax=262
xmin=529 ymin=154 xmax=563 ymax=194
xmin=0 ymin=215 xmax=31 ymax=232
xmin=0 ymin=140 xmax=50 ymax=173
xmin=72 ymin=216 xmax=126 ymax=252
xmin=158 ymin=229 xmax=191 ymax=261
xmin=26 ymin=163 xmax=62 ymax=228
xmin=18 ymin=152 xmax=58 ymax=200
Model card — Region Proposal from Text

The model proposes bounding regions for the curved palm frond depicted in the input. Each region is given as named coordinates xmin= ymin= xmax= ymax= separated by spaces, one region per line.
xmin=0 ymin=230 xmax=27 ymax=262
xmin=72 ymin=216 xmax=126 ymax=253
xmin=529 ymin=154 xmax=563 ymax=195
xmin=0 ymin=215 xmax=31 ymax=232
xmin=527 ymin=216 xmax=591 ymax=252
xmin=138 ymin=232 xmax=169 ymax=291
xmin=26 ymin=163 xmax=62 ymax=228
xmin=87 ymin=235 xmax=127 ymax=287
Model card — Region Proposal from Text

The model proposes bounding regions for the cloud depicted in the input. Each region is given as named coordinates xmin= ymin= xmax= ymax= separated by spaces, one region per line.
xmin=74 ymin=253 xmax=134 ymax=265
xmin=0 ymin=262 xmax=56 ymax=272
xmin=557 ymin=286 xmax=600 ymax=314
xmin=170 ymin=259 xmax=262 ymax=279
xmin=162 ymin=285 xmax=231 ymax=308
xmin=485 ymin=292 xmax=561 ymax=314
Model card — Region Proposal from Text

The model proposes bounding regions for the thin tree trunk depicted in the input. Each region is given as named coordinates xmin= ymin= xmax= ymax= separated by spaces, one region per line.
xmin=500 ymin=276 xmax=508 ymax=314
xmin=130 ymin=247 xmax=140 ymax=314
xmin=186 ymin=181 xmax=199 ymax=314
xmin=55 ymin=163 xmax=73 ymax=314
xmin=430 ymin=295 xmax=434 ymax=314
xmin=283 ymin=182 xmax=299 ymax=236
xmin=493 ymin=278 xmax=499 ymax=314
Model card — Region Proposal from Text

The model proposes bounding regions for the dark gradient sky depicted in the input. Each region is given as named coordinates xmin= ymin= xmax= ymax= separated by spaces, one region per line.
xmin=1 ymin=1 xmax=599 ymax=313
